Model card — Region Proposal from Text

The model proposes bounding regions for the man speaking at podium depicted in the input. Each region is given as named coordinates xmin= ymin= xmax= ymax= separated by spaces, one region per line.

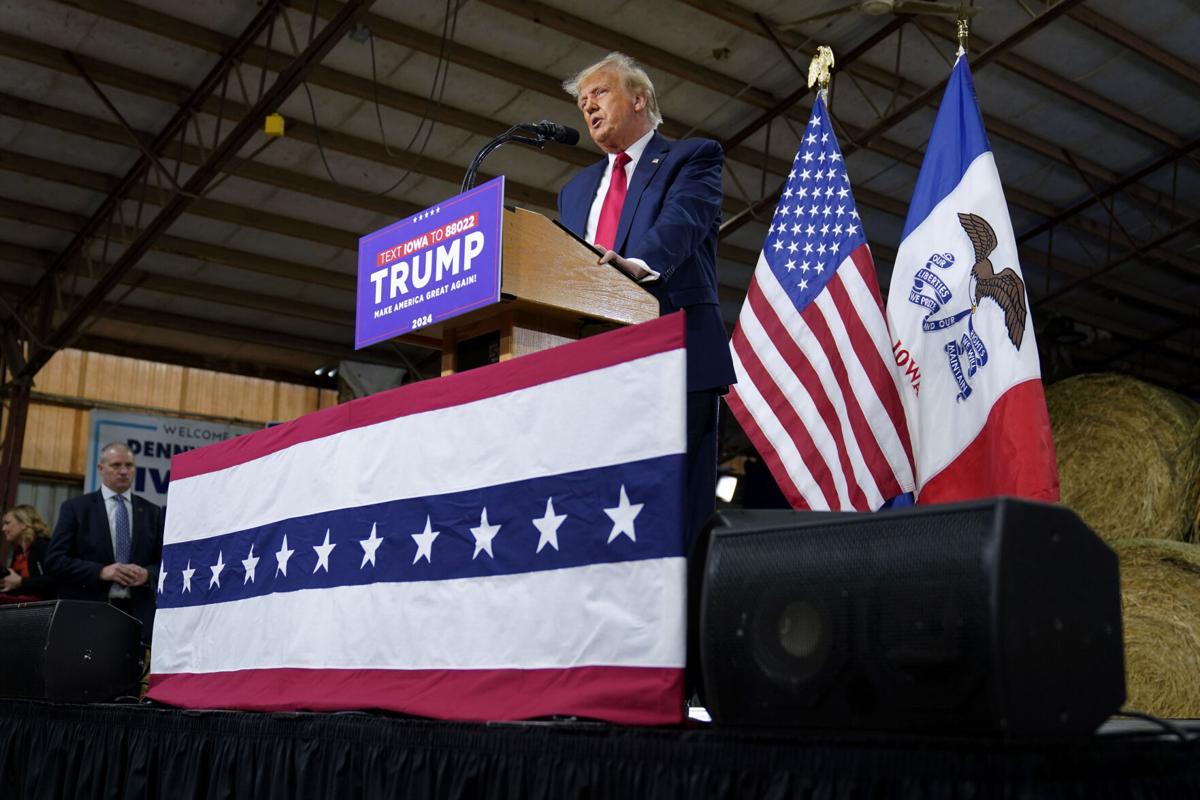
xmin=558 ymin=52 xmax=735 ymax=548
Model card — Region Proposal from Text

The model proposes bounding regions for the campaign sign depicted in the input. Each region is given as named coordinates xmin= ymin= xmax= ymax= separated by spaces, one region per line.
xmin=355 ymin=176 xmax=504 ymax=348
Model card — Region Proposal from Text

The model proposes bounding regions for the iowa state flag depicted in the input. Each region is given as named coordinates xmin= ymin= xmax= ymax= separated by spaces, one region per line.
xmin=885 ymin=56 xmax=1058 ymax=504
xmin=148 ymin=314 xmax=687 ymax=725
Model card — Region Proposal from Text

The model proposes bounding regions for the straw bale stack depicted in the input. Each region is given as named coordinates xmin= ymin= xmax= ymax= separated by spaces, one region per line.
xmin=1110 ymin=539 xmax=1200 ymax=718
xmin=1046 ymin=373 xmax=1200 ymax=543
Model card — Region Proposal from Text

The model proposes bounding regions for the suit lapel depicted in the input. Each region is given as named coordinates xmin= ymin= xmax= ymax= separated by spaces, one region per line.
xmin=93 ymin=491 xmax=116 ymax=562
xmin=614 ymin=133 xmax=670 ymax=253
xmin=563 ymin=160 xmax=606 ymax=237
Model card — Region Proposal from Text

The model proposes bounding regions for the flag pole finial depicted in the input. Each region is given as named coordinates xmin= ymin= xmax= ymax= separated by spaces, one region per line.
xmin=956 ymin=14 xmax=969 ymax=57
xmin=807 ymin=46 xmax=835 ymax=101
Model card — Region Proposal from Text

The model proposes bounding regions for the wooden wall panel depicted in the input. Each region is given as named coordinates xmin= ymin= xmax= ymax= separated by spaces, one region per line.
xmin=21 ymin=349 xmax=339 ymax=478
xmin=22 ymin=404 xmax=83 ymax=475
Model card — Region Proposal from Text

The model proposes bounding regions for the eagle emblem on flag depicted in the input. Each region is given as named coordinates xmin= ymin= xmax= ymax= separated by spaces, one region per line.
xmin=958 ymin=211 xmax=1027 ymax=349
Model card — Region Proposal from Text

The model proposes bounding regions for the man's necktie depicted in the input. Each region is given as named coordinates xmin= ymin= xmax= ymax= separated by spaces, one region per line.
xmin=594 ymin=151 xmax=631 ymax=252
xmin=114 ymin=495 xmax=131 ymax=563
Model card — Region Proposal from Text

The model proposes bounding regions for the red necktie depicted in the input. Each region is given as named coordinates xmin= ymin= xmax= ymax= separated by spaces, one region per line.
xmin=594 ymin=151 xmax=631 ymax=252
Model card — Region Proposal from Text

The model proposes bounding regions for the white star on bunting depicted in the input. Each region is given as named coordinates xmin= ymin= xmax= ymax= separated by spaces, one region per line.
xmin=533 ymin=497 xmax=567 ymax=553
xmin=604 ymin=485 xmax=644 ymax=544
xmin=276 ymin=535 xmax=294 ymax=577
xmin=313 ymin=529 xmax=336 ymax=573
xmin=157 ymin=562 xmax=166 ymax=594
xmin=181 ymin=560 xmax=195 ymax=593
xmin=209 ymin=550 xmax=225 ymax=589
xmin=242 ymin=545 xmax=259 ymax=584
xmin=359 ymin=522 xmax=383 ymax=568
xmin=411 ymin=516 xmax=439 ymax=564
xmin=470 ymin=508 xmax=502 ymax=560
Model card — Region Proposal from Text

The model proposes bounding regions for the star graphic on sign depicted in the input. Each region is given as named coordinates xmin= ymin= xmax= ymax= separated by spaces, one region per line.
xmin=533 ymin=498 xmax=567 ymax=553
xmin=313 ymin=529 xmax=336 ymax=573
xmin=276 ymin=535 xmax=294 ymax=577
xmin=243 ymin=545 xmax=259 ymax=584
xmin=604 ymin=485 xmax=643 ymax=544
xmin=209 ymin=550 xmax=225 ymax=589
xmin=411 ymin=516 xmax=439 ymax=564
xmin=157 ymin=562 xmax=166 ymax=594
xmin=359 ymin=522 xmax=383 ymax=568
xmin=470 ymin=507 xmax=502 ymax=560
xmin=181 ymin=560 xmax=195 ymax=593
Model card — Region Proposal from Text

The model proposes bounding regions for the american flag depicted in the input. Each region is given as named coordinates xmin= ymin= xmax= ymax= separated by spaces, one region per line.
xmin=727 ymin=95 xmax=916 ymax=511
xmin=148 ymin=314 xmax=688 ymax=725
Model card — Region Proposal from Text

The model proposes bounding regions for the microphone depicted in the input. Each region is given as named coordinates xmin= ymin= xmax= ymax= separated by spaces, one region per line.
xmin=521 ymin=120 xmax=580 ymax=146
xmin=460 ymin=121 xmax=580 ymax=192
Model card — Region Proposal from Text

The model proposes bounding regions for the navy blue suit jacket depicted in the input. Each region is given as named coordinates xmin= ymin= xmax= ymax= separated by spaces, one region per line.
xmin=557 ymin=133 xmax=736 ymax=393
xmin=45 ymin=490 xmax=165 ymax=640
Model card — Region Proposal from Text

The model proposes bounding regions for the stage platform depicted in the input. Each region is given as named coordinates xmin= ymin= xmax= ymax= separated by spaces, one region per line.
xmin=0 ymin=699 xmax=1197 ymax=799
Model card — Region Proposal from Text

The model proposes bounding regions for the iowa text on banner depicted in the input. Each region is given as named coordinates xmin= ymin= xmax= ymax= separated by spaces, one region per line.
xmin=727 ymin=94 xmax=915 ymax=511
xmin=885 ymin=56 xmax=1059 ymax=504
xmin=148 ymin=314 xmax=687 ymax=725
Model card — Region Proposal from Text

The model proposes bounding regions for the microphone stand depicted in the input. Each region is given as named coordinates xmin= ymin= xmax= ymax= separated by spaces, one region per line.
xmin=461 ymin=125 xmax=551 ymax=193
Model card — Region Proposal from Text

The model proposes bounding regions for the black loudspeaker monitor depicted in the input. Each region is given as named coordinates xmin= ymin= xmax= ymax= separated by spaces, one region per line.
xmin=0 ymin=600 xmax=143 ymax=702
xmin=697 ymin=498 xmax=1125 ymax=738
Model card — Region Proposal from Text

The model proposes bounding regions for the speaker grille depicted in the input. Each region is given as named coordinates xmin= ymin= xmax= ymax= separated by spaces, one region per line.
xmin=699 ymin=499 xmax=1124 ymax=737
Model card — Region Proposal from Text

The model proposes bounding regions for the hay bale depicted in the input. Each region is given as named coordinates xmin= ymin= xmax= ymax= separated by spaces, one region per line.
xmin=1111 ymin=539 xmax=1200 ymax=718
xmin=1046 ymin=373 xmax=1200 ymax=543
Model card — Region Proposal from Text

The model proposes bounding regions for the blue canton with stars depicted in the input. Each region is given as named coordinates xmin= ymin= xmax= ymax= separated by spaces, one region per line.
xmin=157 ymin=454 xmax=684 ymax=609
xmin=764 ymin=96 xmax=866 ymax=309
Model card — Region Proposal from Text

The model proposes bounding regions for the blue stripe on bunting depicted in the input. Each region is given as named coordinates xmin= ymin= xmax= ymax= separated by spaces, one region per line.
xmin=900 ymin=57 xmax=992 ymax=240
xmin=158 ymin=453 xmax=685 ymax=608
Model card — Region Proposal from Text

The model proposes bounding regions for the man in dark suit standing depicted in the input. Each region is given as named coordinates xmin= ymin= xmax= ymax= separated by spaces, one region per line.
xmin=46 ymin=441 xmax=164 ymax=641
xmin=558 ymin=52 xmax=735 ymax=549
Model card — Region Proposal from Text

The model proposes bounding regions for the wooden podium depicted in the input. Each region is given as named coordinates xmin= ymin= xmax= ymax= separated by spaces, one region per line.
xmin=401 ymin=206 xmax=659 ymax=376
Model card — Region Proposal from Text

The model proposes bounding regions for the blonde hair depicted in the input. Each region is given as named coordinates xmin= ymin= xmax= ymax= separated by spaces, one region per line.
xmin=563 ymin=52 xmax=662 ymax=129
xmin=6 ymin=504 xmax=49 ymax=548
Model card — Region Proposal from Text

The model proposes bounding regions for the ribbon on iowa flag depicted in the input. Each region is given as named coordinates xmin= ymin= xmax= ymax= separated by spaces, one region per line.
xmin=149 ymin=313 xmax=688 ymax=725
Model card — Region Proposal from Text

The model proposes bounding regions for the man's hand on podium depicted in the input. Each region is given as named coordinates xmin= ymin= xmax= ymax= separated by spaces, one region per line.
xmin=598 ymin=250 xmax=659 ymax=283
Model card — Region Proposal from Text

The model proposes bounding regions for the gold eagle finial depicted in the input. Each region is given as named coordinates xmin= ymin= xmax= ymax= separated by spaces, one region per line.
xmin=807 ymin=46 xmax=835 ymax=92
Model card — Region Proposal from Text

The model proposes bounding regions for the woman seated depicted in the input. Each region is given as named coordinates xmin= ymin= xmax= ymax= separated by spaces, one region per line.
xmin=2 ymin=504 xmax=57 ymax=600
